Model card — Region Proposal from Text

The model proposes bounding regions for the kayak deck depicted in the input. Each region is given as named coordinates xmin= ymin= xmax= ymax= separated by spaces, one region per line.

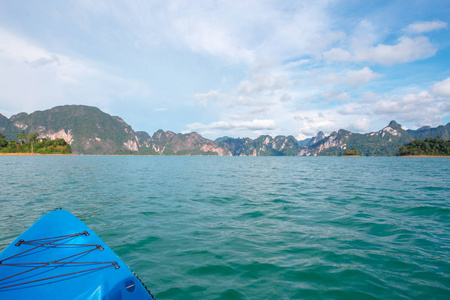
xmin=0 ymin=209 xmax=155 ymax=299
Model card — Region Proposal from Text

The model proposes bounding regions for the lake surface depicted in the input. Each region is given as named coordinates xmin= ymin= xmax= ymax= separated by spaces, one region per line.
xmin=0 ymin=156 xmax=449 ymax=299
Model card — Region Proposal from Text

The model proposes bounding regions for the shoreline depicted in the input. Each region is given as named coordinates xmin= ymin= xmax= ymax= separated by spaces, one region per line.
xmin=1 ymin=153 xmax=448 ymax=157
xmin=398 ymin=155 xmax=449 ymax=157
xmin=0 ymin=153 xmax=74 ymax=156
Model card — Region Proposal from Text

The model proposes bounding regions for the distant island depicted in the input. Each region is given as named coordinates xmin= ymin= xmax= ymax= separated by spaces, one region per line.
xmin=0 ymin=133 xmax=71 ymax=154
xmin=0 ymin=105 xmax=449 ymax=156
xmin=399 ymin=137 xmax=450 ymax=156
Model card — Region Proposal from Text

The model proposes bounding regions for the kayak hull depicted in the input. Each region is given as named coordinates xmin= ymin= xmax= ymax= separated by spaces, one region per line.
xmin=0 ymin=209 xmax=154 ymax=299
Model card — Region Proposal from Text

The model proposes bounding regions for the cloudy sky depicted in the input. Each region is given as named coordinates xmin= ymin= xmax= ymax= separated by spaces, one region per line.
xmin=0 ymin=1 xmax=449 ymax=140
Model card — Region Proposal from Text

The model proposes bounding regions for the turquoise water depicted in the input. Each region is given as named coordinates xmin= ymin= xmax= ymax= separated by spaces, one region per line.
xmin=0 ymin=156 xmax=449 ymax=299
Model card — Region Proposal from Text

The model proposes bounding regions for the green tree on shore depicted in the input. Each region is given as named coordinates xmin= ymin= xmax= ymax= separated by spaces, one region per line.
xmin=17 ymin=133 xmax=27 ymax=145
xmin=343 ymin=147 xmax=360 ymax=156
xmin=0 ymin=134 xmax=7 ymax=148
xmin=29 ymin=133 xmax=39 ymax=153
xmin=399 ymin=137 xmax=450 ymax=156
xmin=1 ymin=133 xmax=71 ymax=154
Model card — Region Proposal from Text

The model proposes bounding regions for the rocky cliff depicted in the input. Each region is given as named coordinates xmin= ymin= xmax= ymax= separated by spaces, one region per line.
xmin=217 ymin=135 xmax=301 ymax=156
xmin=138 ymin=129 xmax=230 ymax=156
xmin=1 ymin=105 xmax=448 ymax=156
xmin=0 ymin=105 xmax=230 ymax=155
xmin=0 ymin=113 xmax=20 ymax=140
xmin=302 ymin=121 xmax=415 ymax=156
xmin=3 ymin=105 xmax=140 ymax=154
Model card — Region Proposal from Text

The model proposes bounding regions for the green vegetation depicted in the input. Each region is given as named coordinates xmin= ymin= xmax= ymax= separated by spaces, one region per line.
xmin=399 ymin=137 xmax=450 ymax=156
xmin=324 ymin=126 xmax=413 ymax=156
xmin=216 ymin=135 xmax=300 ymax=156
xmin=316 ymin=147 xmax=343 ymax=156
xmin=2 ymin=106 xmax=449 ymax=156
xmin=0 ymin=133 xmax=71 ymax=154
xmin=408 ymin=124 xmax=450 ymax=140
xmin=343 ymin=148 xmax=360 ymax=156
xmin=3 ymin=105 xmax=139 ymax=155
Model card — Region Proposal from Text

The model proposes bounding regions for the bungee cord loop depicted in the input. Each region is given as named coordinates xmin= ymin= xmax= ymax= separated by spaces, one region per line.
xmin=0 ymin=232 xmax=118 ymax=290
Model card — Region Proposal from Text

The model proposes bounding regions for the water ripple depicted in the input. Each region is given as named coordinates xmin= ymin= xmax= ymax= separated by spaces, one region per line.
xmin=0 ymin=156 xmax=449 ymax=299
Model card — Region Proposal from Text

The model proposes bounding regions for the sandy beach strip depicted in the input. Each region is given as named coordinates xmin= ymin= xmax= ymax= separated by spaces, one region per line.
xmin=399 ymin=155 xmax=449 ymax=157
xmin=0 ymin=153 xmax=74 ymax=156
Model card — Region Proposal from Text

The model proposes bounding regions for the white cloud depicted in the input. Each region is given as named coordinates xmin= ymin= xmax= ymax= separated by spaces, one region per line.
xmin=405 ymin=20 xmax=448 ymax=34
xmin=322 ymin=48 xmax=353 ymax=62
xmin=68 ymin=1 xmax=448 ymax=137
xmin=190 ymin=72 xmax=450 ymax=139
xmin=295 ymin=84 xmax=447 ymax=136
xmin=372 ymin=90 xmax=447 ymax=125
xmin=322 ymin=90 xmax=351 ymax=102
xmin=362 ymin=36 xmax=436 ymax=65
xmin=323 ymin=19 xmax=440 ymax=66
xmin=326 ymin=67 xmax=382 ymax=88
xmin=338 ymin=105 xmax=361 ymax=115
xmin=284 ymin=59 xmax=311 ymax=68
xmin=343 ymin=67 xmax=382 ymax=88
xmin=431 ymin=77 xmax=450 ymax=97
xmin=332 ymin=80 xmax=450 ymax=132
xmin=194 ymin=65 xmax=293 ymax=115
xmin=173 ymin=16 xmax=255 ymax=63
xmin=0 ymin=28 xmax=150 ymax=116
xmin=2 ymin=1 xmax=448 ymax=140
xmin=194 ymin=90 xmax=225 ymax=106
xmin=188 ymin=119 xmax=276 ymax=132
xmin=351 ymin=20 xmax=381 ymax=49
xmin=292 ymin=112 xmax=336 ymax=137
xmin=323 ymin=36 xmax=437 ymax=65
xmin=237 ymin=74 xmax=288 ymax=95
xmin=348 ymin=118 xmax=372 ymax=132
xmin=76 ymin=1 xmax=341 ymax=64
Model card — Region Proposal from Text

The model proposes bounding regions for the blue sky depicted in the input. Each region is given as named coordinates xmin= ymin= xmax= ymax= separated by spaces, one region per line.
xmin=0 ymin=0 xmax=449 ymax=139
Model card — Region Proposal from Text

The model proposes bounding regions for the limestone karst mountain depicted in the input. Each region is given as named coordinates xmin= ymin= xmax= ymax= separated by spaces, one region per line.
xmin=1 ymin=106 xmax=448 ymax=156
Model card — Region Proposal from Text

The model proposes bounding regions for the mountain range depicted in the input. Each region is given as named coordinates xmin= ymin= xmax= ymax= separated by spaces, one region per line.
xmin=0 ymin=105 xmax=448 ymax=156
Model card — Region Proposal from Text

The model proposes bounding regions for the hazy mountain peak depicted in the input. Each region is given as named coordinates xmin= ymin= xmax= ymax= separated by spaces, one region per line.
xmin=387 ymin=120 xmax=402 ymax=130
xmin=416 ymin=126 xmax=432 ymax=131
